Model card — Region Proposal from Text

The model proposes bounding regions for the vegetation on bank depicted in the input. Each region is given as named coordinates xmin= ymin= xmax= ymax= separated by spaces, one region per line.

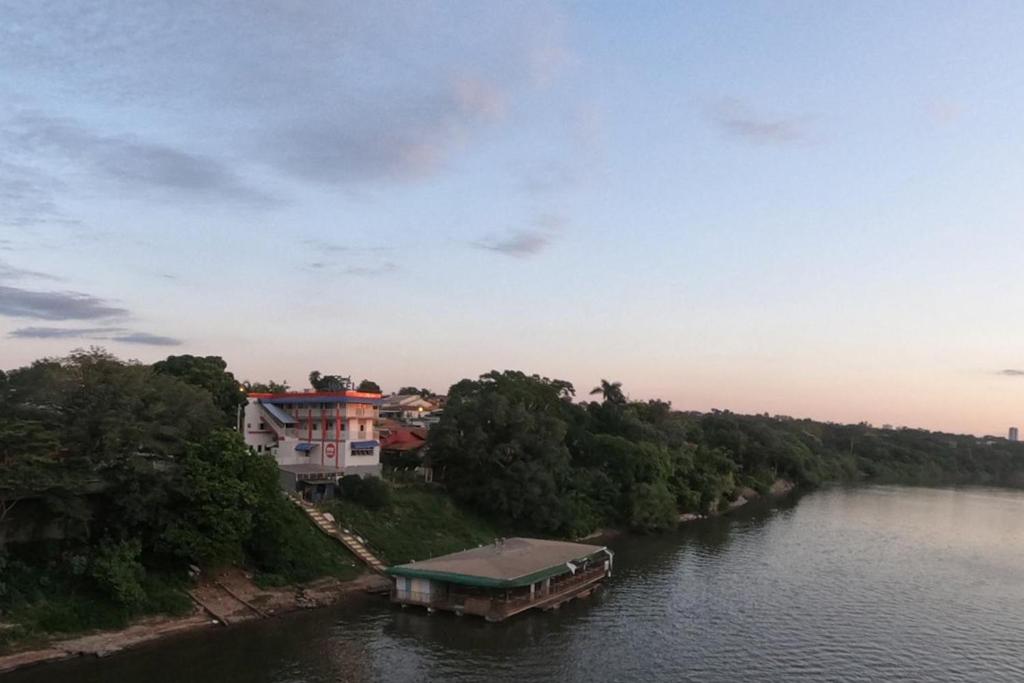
xmin=429 ymin=372 xmax=1024 ymax=537
xmin=325 ymin=485 xmax=498 ymax=565
xmin=0 ymin=351 xmax=358 ymax=653
xmin=3 ymin=351 xmax=1023 ymax=651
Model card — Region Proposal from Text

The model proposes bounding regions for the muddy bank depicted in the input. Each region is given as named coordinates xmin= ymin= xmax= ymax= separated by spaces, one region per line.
xmin=0 ymin=571 xmax=389 ymax=675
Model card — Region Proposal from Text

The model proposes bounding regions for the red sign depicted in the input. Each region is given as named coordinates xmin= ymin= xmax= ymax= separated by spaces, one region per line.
xmin=324 ymin=443 xmax=337 ymax=459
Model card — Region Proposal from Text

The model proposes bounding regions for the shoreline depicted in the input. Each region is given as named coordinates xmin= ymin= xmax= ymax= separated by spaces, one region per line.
xmin=580 ymin=478 xmax=796 ymax=542
xmin=0 ymin=571 xmax=390 ymax=676
xmin=1 ymin=479 xmax=797 ymax=676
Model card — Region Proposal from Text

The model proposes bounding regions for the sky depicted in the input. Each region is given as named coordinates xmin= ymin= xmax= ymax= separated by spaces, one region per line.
xmin=2 ymin=1 xmax=1024 ymax=436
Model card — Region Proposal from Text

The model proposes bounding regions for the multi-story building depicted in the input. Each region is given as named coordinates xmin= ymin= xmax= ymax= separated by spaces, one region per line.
xmin=241 ymin=390 xmax=382 ymax=497
xmin=1009 ymin=427 xmax=1019 ymax=442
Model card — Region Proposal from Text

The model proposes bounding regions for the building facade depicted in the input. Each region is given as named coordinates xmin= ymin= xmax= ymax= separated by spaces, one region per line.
xmin=1010 ymin=427 xmax=1019 ymax=442
xmin=241 ymin=390 xmax=383 ymax=485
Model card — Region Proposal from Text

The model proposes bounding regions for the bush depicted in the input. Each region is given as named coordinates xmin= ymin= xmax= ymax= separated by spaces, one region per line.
xmin=90 ymin=539 xmax=147 ymax=609
xmin=338 ymin=475 xmax=392 ymax=510
xmin=355 ymin=477 xmax=392 ymax=510
xmin=339 ymin=474 xmax=364 ymax=500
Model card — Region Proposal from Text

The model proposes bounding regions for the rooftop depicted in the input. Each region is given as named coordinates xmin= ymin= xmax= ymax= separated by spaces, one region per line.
xmin=387 ymin=537 xmax=609 ymax=588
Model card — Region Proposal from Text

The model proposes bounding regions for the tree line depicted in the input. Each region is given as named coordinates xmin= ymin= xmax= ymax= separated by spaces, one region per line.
xmin=428 ymin=371 xmax=1024 ymax=536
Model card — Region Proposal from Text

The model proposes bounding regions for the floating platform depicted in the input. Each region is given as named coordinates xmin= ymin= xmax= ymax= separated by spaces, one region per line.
xmin=386 ymin=537 xmax=613 ymax=622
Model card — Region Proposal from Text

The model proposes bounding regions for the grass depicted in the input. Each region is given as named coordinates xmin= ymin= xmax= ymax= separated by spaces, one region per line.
xmin=249 ymin=502 xmax=363 ymax=587
xmin=325 ymin=484 xmax=500 ymax=565
xmin=0 ymin=573 xmax=193 ymax=655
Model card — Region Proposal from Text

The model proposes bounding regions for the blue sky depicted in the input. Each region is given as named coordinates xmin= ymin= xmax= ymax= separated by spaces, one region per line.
xmin=2 ymin=1 xmax=1024 ymax=434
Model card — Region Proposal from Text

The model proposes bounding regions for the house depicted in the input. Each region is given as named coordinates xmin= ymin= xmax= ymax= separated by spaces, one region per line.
xmin=241 ymin=389 xmax=382 ymax=500
xmin=380 ymin=425 xmax=433 ymax=481
xmin=387 ymin=538 xmax=613 ymax=621
xmin=379 ymin=393 xmax=438 ymax=422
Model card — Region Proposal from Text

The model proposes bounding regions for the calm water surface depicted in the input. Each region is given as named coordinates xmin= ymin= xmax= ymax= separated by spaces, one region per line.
xmin=9 ymin=486 xmax=1024 ymax=682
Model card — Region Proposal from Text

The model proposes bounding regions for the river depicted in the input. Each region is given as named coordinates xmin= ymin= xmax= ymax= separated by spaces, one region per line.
xmin=7 ymin=485 xmax=1024 ymax=682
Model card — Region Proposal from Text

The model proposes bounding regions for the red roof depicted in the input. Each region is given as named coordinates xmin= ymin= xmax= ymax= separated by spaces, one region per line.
xmin=381 ymin=428 xmax=428 ymax=451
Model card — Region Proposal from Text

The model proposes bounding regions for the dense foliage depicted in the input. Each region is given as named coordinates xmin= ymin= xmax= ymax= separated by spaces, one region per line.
xmin=0 ymin=350 xmax=357 ymax=650
xmin=430 ymin=371 xmax=1024 ymax=536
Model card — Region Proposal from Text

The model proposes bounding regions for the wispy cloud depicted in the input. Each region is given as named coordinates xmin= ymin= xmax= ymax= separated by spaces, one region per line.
xmin=8 ymin=325 xmax=181 ymax=346
xmin=474 ymin=214 xmax=565 ymax=258
xmin=0 ymin=284 xmax=128 ymax=320
xmin=997 ymin=369 xmax=1024 ymax=377
xmin=475 ymin=230 xmax=551 ymax=257
xmin=707 ymin=98 xmax=809 ymax=144
xmin=8 ymin=325 xmax=124 ymax=339
xmin=0 ymin=259 xmax=61 ymax=282
xmin=6 ymin=113 xmax=273 ymax=205
xmin=109 ymin=332 xmax=182 ymax=346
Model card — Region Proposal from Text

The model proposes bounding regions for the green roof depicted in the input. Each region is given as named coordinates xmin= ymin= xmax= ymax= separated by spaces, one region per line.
xmin=386 ymin=537 xmax=610 ymax=588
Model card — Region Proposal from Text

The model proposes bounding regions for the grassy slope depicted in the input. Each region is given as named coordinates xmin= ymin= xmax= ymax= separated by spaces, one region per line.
xmin=325 ymin=485 xmax=500 ymax=565
xmin=251 ymin=503 xmax=362 ymax=587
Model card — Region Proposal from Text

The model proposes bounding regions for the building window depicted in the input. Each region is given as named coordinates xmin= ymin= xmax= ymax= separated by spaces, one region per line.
xmin=259 ymin=422 xmax=266 ymax=430
xmin=247 ymin=423 xmax=251 ymax=429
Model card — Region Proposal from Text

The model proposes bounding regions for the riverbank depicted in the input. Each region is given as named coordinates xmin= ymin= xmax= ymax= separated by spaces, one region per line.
xmin=582 ymin=478 xmax=797 ymax=540
xmin=0 ymin=479 xmax=797 ymax=675
xmin=0 ymin=571 xmax=388 ymax=675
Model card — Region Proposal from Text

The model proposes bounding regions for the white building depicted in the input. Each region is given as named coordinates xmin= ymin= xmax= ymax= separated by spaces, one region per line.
xmin=241 ymin=390 xmax=382 ymax=498
xmin=1009 ymin=427 xmax=1019 ymax=442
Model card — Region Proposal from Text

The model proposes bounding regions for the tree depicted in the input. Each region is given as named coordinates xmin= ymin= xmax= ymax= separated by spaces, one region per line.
xmin=398 ymin=386 xmax=433 ymax=398
xmin=356 ymin=379 xmax=381 ymax=393
xmin=153 ymin=354 xmax=245 ymax=425
xmin=629 ymin=481 xmax=678 ymax=531
xmin=309 ymin=371 xmax=351 ymax=391
xmin=243 ymin=380 xmax=289 ymax=393
xmin=161 ymin=430 xmax=272 ymax=567
xmin=590 ymin=379 xmax=626 ymax=405
xmin=428 ymin=371 xmax=577 ymax=532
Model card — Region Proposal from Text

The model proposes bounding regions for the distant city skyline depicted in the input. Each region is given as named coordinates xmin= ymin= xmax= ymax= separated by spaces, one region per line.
xmin=3 ymin=2 xmax=1024 ymax=436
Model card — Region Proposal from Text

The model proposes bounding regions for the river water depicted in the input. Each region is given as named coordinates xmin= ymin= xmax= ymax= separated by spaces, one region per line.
xmin=8 ymin=486 xmax=1024 ymax=682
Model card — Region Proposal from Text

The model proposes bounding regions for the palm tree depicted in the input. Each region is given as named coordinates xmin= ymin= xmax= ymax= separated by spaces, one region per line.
xmin=590 ymin=379 xmax=625 ymax=405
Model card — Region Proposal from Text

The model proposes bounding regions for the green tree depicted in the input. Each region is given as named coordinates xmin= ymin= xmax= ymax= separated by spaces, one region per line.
xmin=429 ymin=371 xmax=577 ymax=532
xmin=398 ymin=386 xmax=434 ymax=398
xmin=590 ymin=379 xmax=626 ymax=405
xmin=356 ymin=379 xmax=382 ymax=393
xmin=161 ymin=430 xmax=268 ymax=567
xmin=629 ymin=481 xmax=678 ymax=531
xmin=243 ymin=380 xmax=289 ymax=393
xmin=309 ymin=371 xmax=351 ymax=391
xmin=152 ymin=354 xmax=245 ymax=425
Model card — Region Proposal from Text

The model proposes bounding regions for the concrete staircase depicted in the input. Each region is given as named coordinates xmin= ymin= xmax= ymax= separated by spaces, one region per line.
xmin=290 ymin=497 xmax=388 ymax=574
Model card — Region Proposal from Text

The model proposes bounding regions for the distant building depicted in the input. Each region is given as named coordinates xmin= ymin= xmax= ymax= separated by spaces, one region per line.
xmin=379 ymin=393 xmax=439 ymax=422
xmin=241 ymin=390 xmax=382 ymax=500
xmin=1010 ymin=427 xmax=1019 ymax=442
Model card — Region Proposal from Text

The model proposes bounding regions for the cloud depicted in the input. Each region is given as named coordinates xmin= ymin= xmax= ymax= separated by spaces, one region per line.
xmin=708 ymin=98 xmax=808 ymax=144
xmin=257 ymin=78 xmax=508 ymax=184
xmin=0 ymin=259 xmax=61 ymax=282
xmin=475 ymin=230 xmax=552 ymax=257
xmin=7 ymin=325 xmax=181 ymax=346
xmin=0 ymin=3 xmax=570 ymax=192
xmin=6 ymin=114 xmax=272 ymax=204
xmin=8 ymin=325 xmax=124 ymax=339
xmin=109 ymin=332 xmax=182 ymax=346
xmin=997 ymin=369 xmax=1024 ymax=377
xmin=0 ymin=284 xmax=129 ymax=320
